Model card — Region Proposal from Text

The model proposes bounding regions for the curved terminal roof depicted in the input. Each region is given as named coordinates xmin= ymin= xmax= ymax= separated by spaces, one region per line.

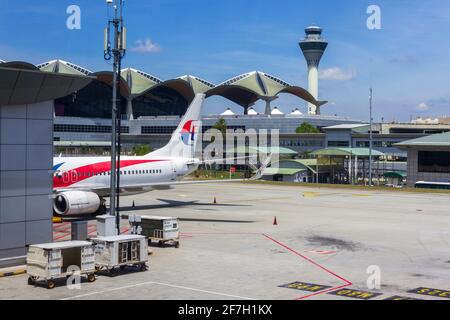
xmin=2 ymin=61 xmax=39 ymax=71
xmin=0 ymin=64 xmax=93 ymax=105
xmin=23 ymin=60 xmax=327 ymax=110
xmin=92 ymin=71 xmax=131 ymax=98
xmin=37 ymin=59 xmax=92 ymax=76
xmin=120 ymin=69 xmax=213 ymax=103
xmin=206 ymin=71 xmax=325 ymax=108
xmin=179 ymin=75 xmax=215 ymax=94
xmin=121 ymin=68 xmax=162 ymax=96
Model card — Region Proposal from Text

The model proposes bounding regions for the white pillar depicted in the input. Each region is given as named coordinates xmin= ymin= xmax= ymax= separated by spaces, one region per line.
xmin=307 ymin=65 xmax=319 ymax=115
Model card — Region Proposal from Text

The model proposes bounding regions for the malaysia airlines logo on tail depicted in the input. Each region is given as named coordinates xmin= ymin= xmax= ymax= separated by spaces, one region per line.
xmin=180 ymin=120 xmax=196 ymax=145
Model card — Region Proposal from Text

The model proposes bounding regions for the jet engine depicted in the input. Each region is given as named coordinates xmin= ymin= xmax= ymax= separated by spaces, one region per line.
xmin=53 ymin=191 xmax=101 ymax=215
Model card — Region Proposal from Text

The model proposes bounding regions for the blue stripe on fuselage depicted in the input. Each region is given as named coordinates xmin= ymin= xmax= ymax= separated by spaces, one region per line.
xmin=52 ymin=162 xmax=65 ymax=171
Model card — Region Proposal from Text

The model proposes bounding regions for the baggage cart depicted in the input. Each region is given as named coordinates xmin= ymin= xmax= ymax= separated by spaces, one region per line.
xmin=91 ymin=234 xmax=148 ymax=275
xmin=26 ymin=241 xmax=96 ymax=289
xmin=139 ymin=216 xmax=180 ymax=248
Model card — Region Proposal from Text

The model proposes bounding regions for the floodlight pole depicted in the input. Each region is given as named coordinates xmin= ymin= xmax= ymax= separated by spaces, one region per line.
xmin=104 ymin=0 xmax=126 ymax=234
xmin=369 ymin=88 xmax=373 ymax=186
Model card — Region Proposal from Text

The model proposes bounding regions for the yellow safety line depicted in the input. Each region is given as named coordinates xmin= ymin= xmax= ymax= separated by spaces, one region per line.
xmin=303 ymin=192 xmax=319 ymax=198
xmin=0 ymin=269 xmax=26 ymax=278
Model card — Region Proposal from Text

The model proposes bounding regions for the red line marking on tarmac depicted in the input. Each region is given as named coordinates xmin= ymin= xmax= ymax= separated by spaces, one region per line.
xmin=261 ymin=234 xmax=352 ymax=300
xmin=295 ymin=283 xmax=351 ymax=300
xmin=178 ymin=232 xmax=261 ymax=235
xmin=171 ymin=231 xmax=353 ymax=299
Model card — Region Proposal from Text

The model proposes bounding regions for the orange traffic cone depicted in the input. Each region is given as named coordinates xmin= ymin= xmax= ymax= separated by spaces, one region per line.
xmin=273 ymin=216 xmax=278 ymax=226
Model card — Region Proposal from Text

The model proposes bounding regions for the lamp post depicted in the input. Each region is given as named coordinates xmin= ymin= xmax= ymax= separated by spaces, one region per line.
xmin=104 ymin=0 xmax=126 ymax=234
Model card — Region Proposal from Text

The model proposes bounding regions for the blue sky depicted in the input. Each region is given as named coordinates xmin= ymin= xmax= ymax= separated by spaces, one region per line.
xmin=1 ymin=0 xmax=449 ymax=121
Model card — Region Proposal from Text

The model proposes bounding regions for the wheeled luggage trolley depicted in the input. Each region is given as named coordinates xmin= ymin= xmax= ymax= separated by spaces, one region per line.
xmin=90 ymin=234 xmax=148 ymax=276
xmin=139 ymin=216 xmax=180 ymax=248
xmin=26 ymin=241 xmax=96 ymax=289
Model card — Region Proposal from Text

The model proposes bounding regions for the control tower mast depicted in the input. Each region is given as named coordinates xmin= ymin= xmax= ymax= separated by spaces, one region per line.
xmin=299 ymin=25 xmax=328 ymax=115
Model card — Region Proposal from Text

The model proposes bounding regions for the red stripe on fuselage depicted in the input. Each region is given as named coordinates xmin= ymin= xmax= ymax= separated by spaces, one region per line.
xmin=53 ymin=159 xmax=167 ymax=188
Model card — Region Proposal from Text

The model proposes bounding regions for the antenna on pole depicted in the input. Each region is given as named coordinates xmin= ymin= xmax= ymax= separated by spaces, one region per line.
xmin=104 ymin=0 xmax=126 ymax=235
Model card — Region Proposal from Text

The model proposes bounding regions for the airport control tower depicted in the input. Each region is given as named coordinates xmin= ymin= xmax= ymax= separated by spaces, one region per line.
xmin=299 ymin=25 xmax=328 ymax=115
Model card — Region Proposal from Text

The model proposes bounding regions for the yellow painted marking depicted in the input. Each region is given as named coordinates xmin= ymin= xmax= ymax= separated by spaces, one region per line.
xmin=352 ymin=194 xmax=371 ymax=197
xmin=303 ymin=192 xmax=319 ymax=198
xmin=0 ymin=269 xmax=26 ymax=278
xmin=282 ymin=281 xmax=331 ymax=292
xmin=409 ymin=287 xmax=450 ymax=299
xmin=328 ymin=288 xmax=382 ymax=299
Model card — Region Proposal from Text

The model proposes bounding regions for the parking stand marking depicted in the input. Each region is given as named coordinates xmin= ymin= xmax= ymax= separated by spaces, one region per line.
xmin=384 ymin=295 xmax=422 ymax=300
xmin=327 ymin=288 xmax=383 ymax=300
xmin=280 ymin=282 xmax=332 ymax=292
xmin=407 ymin=287 xmax=450 ymax=299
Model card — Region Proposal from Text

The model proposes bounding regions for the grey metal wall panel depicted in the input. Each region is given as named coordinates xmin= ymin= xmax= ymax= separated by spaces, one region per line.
xmin=26 ymin=170 xmax=52 ymax=196
xmin=0 ymin=119 xmax=26 ymax=144
xmin=1 ymin=145 xmax=26 ymax=171
xmin=0 ymin=222 xmax=25 ymax=250
xmin=0 ymin=196 xmax=25 ymax=223
xmin=0 ymin=104 xmax=26 ymax=119
xmin=26 ymin=119 xmax=53 ymax=145
xmin=26 ymin=101 xmax=53 ymax=120
xmin=26 ymin=145 xmax=52 ymax=170
xmin=26 ymin=220 xmax=52 ymax=245
xmin=0 ymin=247 xmax=26 ymax=260
xmin=0 ymin=171 xmax=26 ymax=197
xmin=26 ymin=195 xmax=52 ymax=221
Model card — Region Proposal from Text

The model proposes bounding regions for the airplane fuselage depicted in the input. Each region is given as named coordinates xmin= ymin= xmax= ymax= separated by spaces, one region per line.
xmin=52 ymin=156 xmax=197 ymax=197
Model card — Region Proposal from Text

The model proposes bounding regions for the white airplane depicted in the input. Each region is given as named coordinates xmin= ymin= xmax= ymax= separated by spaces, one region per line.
xmin=52 ymin=93 xmax=268 ymax=216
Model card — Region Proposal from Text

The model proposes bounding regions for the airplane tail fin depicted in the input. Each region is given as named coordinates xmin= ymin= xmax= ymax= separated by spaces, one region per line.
xmin=145 ymin=93 xmax=205 ymax=158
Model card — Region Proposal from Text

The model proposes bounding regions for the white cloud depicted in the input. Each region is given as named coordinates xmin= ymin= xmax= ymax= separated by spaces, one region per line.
xmin=319 ymin=67 xmax=356 ymax=81
xmin=130 ymin=39 xmax=161 ymax=53
xmin=416 ymin=102 xmax=430 ymax=111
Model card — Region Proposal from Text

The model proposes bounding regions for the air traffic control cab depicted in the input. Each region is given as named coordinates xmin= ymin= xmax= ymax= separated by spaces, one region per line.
xmin=0 ymin=62 xmax=92 ymax=267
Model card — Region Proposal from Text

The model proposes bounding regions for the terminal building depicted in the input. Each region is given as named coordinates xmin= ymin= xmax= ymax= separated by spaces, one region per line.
xmin=2 ymin=58 xmax=450 ymax=161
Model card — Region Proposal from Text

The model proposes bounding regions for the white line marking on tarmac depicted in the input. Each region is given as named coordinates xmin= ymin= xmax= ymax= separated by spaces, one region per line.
xmin=61 ymin=281 xmax=255 ymax=300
